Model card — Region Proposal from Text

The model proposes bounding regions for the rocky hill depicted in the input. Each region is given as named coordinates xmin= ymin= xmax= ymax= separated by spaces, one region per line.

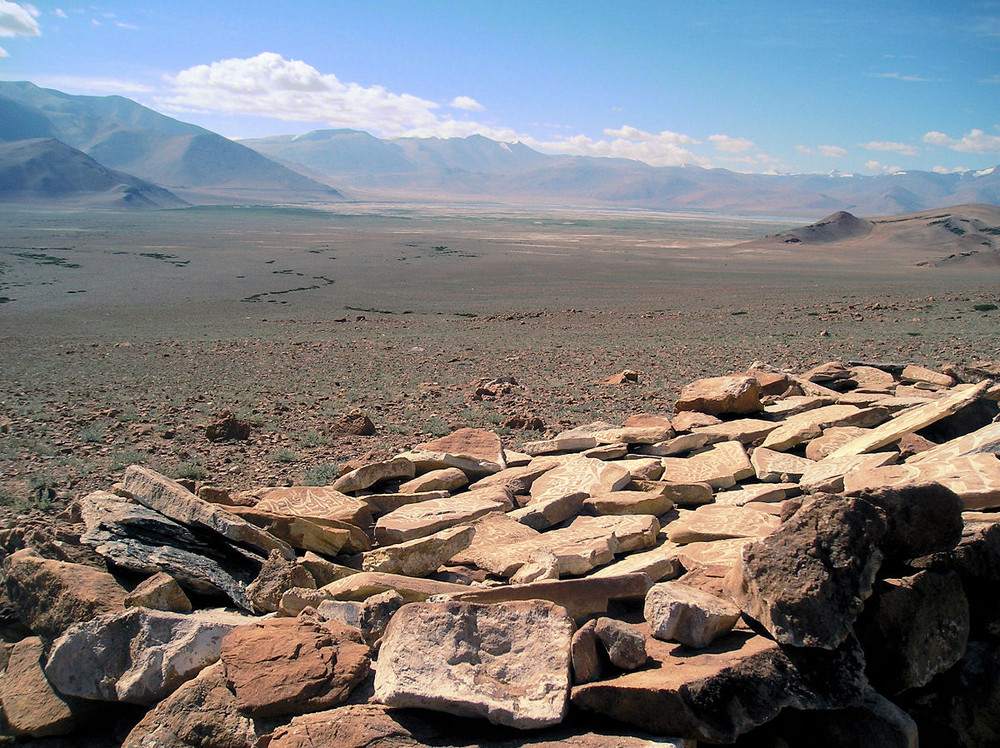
xmin=2 ymin=358 xmax=1000 ymax=745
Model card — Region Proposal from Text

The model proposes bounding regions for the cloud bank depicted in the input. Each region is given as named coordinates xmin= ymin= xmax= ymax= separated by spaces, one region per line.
xmin=0 ymin=0 xmax=39 ymax=56
xmin=923 ymin=129 xmax=1000 ymax=154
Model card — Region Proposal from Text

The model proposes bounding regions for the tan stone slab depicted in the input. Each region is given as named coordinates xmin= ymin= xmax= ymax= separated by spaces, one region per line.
xmin=693 ymin=419 xmax=780 ymax=444
xmin=227 ymin=507 xmax=371 ymax=555
xmin=590 ymin=425 xmax=676 ymax=445
xmin=713 ymin=484 xmax=791 ymax=506
xmin=483 ymin=523 xmax=622 ymax=578
xmin=570 ymin=514 xmax=660 ymax=553
xmin=675 ymin=375 xmax=762 ymax=416
xmin=509 ymin=491 xmax=587 ymax=530
xmin=583 ymin=489 xmax=674 ymax=516
xmin=631 ymin=480 xmax=715 ymax=506
xmin=466 ymin=458 xmax=561 ymax=493
xmin=826 ymin=381 xmax=991 ymax=459
xmin=843 ymin=454 xmax=1000 ymax=510
xmin=256 ymin=486 xmax=373 ymax=529
xmin=804 ymin=426 xmax=869 ymax=460
xmin=665 ymin=505 xmax=779 ymax=545
xmin=835 ymin=392 xmax=890 ymax=407
xmin=638 ymin=432 xmax=718 ymax=457
xmin=332 ymin=457 xmax=415 ymax=494
xmin=441 ymin=573 xmax=653 ymax=621
xmin=362 ymin=525 xmax=475 ymax=578
xmin=750 ymin=447 xmax=814 ymax=482
xmin=360 ymin=491 xmax=450 ymax=516
xmin=522 ymin=435 xmax=599 ymax=456
xmin=869 ymin=394 xmax=937 ymax=410
xmin=449 ymin=512 xmax=541 ymax=567
xmin=786 ymin=375 xmax=842 ymax=399
xmin=902 ymin=364 xmax=955 ymax=388
xmin=671 ymin=411 xmax=722 ymax=431
xmin=582 ymin=443 xmax=629 ymax=460
xmin=760 ymin=404 xmax=873 ymax=451
xmin=399 ymin=429 xmax=506 ymax=475
xmin=908 ymin=421 xmax=1000 ymax=464
xmin=620 ymin=456 xmax=665 ymax=481
xmin=398 ymin=468 xmax=468 ymax=494
xmin=374 ymin=488 xmax=513 ymax=545
xmin=660 ymin=441 xmax=754 ymax=490
xmin=762 ymin=396 xmax=836 ymax=419
xmin=895 ymin=384 xmax=946 ymax=398
xmin=673 ymin=537 xmax=754 ymax=577
xmin=530 ymin=457 xmax=632 ymax=502
xmin=588 ymin=543 xmax=682 ymax=582
xmin=850 ymin=365 xmax=897 ymax=392
xmin=799 ymin=452 xmax=898 ymax=493
xmin=320 ymin=572 xmax=469 ymax=603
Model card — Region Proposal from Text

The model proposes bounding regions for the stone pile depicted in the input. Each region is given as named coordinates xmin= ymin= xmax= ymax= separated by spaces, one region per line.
xmin=1 ymin=359 xmax=1000 ymax=746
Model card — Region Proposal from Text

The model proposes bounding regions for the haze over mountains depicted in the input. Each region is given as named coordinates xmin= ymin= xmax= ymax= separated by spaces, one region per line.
xmin=1 ymin=80 xmax=999 ymax=218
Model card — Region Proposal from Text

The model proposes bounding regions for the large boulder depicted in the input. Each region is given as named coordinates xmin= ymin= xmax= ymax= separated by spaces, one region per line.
xmin=725 ymin=493 xmax=886 ymax=648
xmin=3 ymin=548 xmax=126 ymax=639
xmin=849 ymin=481 xmax=964 ymax=560
xmin=674 ymin=375 xmax=762 ymax=416
xmin=374 ymin=600 xmax=574 ymax=729
xmin=44 ymin=607 xmax=254 ymax=704
xmin=220 ymin=611 xmax=370 ymax=718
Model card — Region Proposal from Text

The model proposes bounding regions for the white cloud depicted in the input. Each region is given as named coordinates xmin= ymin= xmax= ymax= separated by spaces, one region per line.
xmin=860 ymin=141 xmax=918 ymax=156
xmin=795 ymin=145 xmax=813 ymax=154
xmin=0 ymin=1 xmax=39 ymax=37
xmin=923 ymin=128 xmax=1000 ymax=154
xmin=865 ymin=160 xmax=903 ymax=174
xmin=932 ymin=165 xmax=968 ymax=174
xmin=869 ymin=72 xmax=942 ymax=82
xmin=981 ymin=74 xmax=1000 ymax=85
xmin=818 ymin=145 xmax=848 ymax=158
xmin=32 ymin=74 xmax=155 ymax=94
xmin=450 ymin=95 xmax=484 ymax=111
xmin=708 ymin=134 xmax=755 ymax=153
xmin=54 ymin=8 xmax=66 ymax=18
xmin=525 ymin=126 xmax=708 ymax=167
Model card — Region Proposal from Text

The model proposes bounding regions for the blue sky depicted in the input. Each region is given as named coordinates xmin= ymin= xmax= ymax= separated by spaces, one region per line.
xmin=1 ymin=0 xmax=999 ymax=175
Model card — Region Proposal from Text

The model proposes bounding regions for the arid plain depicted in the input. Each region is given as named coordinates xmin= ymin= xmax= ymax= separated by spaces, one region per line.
xmin=2 ymin=203 xmax=998 ymax=508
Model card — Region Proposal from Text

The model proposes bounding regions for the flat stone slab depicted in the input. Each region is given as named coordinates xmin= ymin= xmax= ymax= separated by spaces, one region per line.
xmin=763 ymin=396 xmax=835 ymax=419
xmin=320 ymin=572 xmax=469 ymax=603
xmin=799 ymin=452 xmax=898 ymax=493
xmin=530 ymin=457 xmax=632 ymax=503
xmin=843 ymin=454 xmax=1000 ymax=511
xmin=398 ymin=467 xmax=469 ymax=494
xmin=570 ymin=514 xmax=660 ymax=553
xmin=228 ymin=506 xmax=371 ymax=555
xmin=750 ymin=447 xmax=814 ymax=482
xmin=362 ymin=525 xmax=475 ymax=577
xmin=908 ymin=420 xmax=1000 ymax=464
xmin=713 ymin=484 xmax=791 ymax=506
xmin=666 ymin=505 xmax=779 ymax=545
xmin=760 ymin=405 xmax=871 ymax=451
xmin=374 ymin=600 xmax=574 ymax=729
xmin=449 ymin=512 xmax=541 ymax=568
xmin=583 ymin=489 xmax=674 ymax=516
xmin=404 ymin=428 xmax=507 ymax=475
xmin=659 ymin=441 xmax=754 ymax=490
xmin=804 ymin=426 xmax=869 ymax=460
xmin=674 ymin=538 xmax=754 ymax=577
xmin=374 ymin=488 xmax=513 ymax=545
xmin=588 ymin=543 xmax=681 ymax=582
xmin=440 ymin=573 xmax=653 ymax=622
xmin=826 ymin=381 xmax=991 ymax=459
xmin=645 ymin=581 xmax=741 ymax=648
xmin=332 ymin=457 xmax=415 ymax=494
xmin=674 ymin=375 xmax=762 ymax=416
xmin=639 ymin=433 xmax=716 ymax=457
xmin=476 ymin=522 xmax=623 ymax=578
xmin=466 ymin=459 xmax=562 ymax=493
xmin=692 ymin=419 xmax=780 ymax=444
xmin=256 ymin=486 xmax=373 ymax=529
xmin=523 ymin=435 xmax=599 ymax=456
xmin=361 ymin=490 xmax=450 ymax=515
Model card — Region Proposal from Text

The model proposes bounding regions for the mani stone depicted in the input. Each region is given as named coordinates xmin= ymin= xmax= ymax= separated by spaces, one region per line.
xmin=403 ymin=427 xmax=507 ymax=475
xmin=449 ymin=512 xmax=541 ymax=568
xmin=714 ymin=483 xmax=790 ymax=507
xmin=672 ymin=411 xmax=722 ymax=431
xmin=902 ymin=364 xmax=956 ymax=387
xmin=760 ymin=404 xmax=870 ymax=451
xmin=510 ymin=490 xmax=588 ymax=530
xmin=523 ymin=435 xmax=599 ymax=456
xmin=588 ymin=543 xmax=681 ymax=583
xmin=255 ymin=486 xmax=373 ymax=529
xmin=572 ymin=630 xmax=867 ymax=743
xmin=674 ymin=538 xmax=754 ymax=577
xmin=583 ymin=489 xmax=674 ymax=516
xmin=674 ymin=375 xmax=762 ymax=416
xmin=44 ymin=607 xmax=254 ymax=705
xmin=398 ymin=467 xmax=469 ymax=493
xmin=361 ymin=524 xmax=475 ymax=577
xmin=3 ymin=549 xmax=127 ymax=640
xmin=509 ymin=548 xmax=560 ymax=584
xmin=665 ymin=504 xmax=779 ymax=545
xmin=639 ymin=432 xmax=716 ymax=457
xmin=659 ymin=441 xmax=755 ymax=489
xmin=466 ymin=458 xmax=561 ymax=493
xmin=843 ymin=454 xmax=1000 ymax=511
xmin=332 ymin=456 xmax=415 ymax=494
xmin=1 ymin=636 xmax=96 ymax=737
xmin=480 ymin=522 xmax=622 ymax=578
xmin=374 ymin=487 xmax=513 ymax=545
xmin=361 ymin=490 xmax=450 ymax=515
xmin=804 ymin=426 xmax=869 ymax=460
xmin=228 ymin=506 xmax=371 ymax=555
xmin=726 ymin=493 xmax=886 ymax=649
xmin=908 ymin=420 xmax=1000 ymax=464
xmin=530 ymin=456 xmax=633 ymax=503
xmin=374 ymin=600 xmax=574 ymax=729
xmin=798 ymin=451 xmax=898 ymax=494
xmin=220 ymin=612 xmax=371 ymax=718
xmin=750 ymin=447 xmax=814 ymax=482
xmin=693 ymin=418 xmax=780 ymax=444
xmin=570 ymin=514 xmax=660 ymax=553
xmin=122 ymin=466 xmax=293 ymax=559
xmin=644 ymin=581 xmax=741 ymax=648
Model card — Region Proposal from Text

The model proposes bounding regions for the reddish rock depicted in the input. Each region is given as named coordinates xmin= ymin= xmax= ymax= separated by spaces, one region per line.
xmin=329 ymin=410 xmax=376 ymax=436
xmin=205 ymin=409 xmax=251 ymax=441
xmin=674 ymin=375 xmax=762 ymax=416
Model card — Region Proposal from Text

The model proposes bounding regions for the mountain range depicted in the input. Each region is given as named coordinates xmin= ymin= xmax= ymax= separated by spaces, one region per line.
xmin=1 ymin=80 xmax=999 ymax=218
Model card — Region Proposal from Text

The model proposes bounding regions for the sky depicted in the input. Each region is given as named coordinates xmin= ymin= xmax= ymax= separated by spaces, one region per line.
xmin=1 ymin=0 xmax=999 ymax=175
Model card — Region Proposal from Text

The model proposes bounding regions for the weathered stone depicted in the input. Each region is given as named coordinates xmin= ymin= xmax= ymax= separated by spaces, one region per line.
xmin=361 ymin=490 xmax=450 ymax=515
xmin=297 ymin=551 xmax=358 ymax=586
xmin=595 ymin=617 xmax=647 ymax=670
xmin=45 ymin=607 xmax=253 ymax=704
xmin=726 ymin=493 xmax=886 ymax=649
xmin=763 ymin=395 xmax=835 ymax=419
xmin=674 ymin=375 xmax=762 ymax=416
xmin=826 ymin=381 xmax=991 ymax=458
xmin=902 ymin=363 xmax=955 ymax=387
xmin=572 ymin=619 xmax=602 ymax=684
xmin=631 ymin=480 xmax=714 ymax=506
xmin=855 ymin=570 xmax=969 ymax=694
xmin=247 ymin=548 xmax=317 ymax=613
xmin=908 ymin=420 xmax=1000 ymax=463
xmin=590 ymin=424 xmax=676 ymax=445
xmin=692 ymin=418 xmax=780 ymax=444
xmin=1 ymin=636 xmax=96 ymax=737
xmin=221 ymin=612 xmax=370 ymax=718
xmin=120 ymin=661 xmax=264 ymax=748
xmin=466 ymin=459 xmax=561 ymax=493
xmin=374 ymin=487 xmax=512 ymax=545
xmin=398 ymin=467 xmax=469 ymax=493
xmin=804 ymin=425 xmax=869 ymax=460
xmin=674 ymin=538 xmax=752 ymax=577
xmin=852 ymin=364 xmax=899 ymax=390
xmin=404 ymin=428 xmax=507 ymax=475
xmin=228 ymin=505 xmax=371 ymax=555
xmin=713 ymin=483 xmax=791 ymax=507
xmin=509 ymin=548 xmax=560 ymax=584
xmin=798 ymin=451 xmax=898 ymax=493
xmin=849 ymin=481 xmax=964 ymax=559
xmin=570 ymin=514 xmax=660 ymax=553
xmin=587 ymin=543 xmax=680 ymax=582
xmin=123 ymin=466 xmax=294 ymax=559
xmin=375 ymin=600 xmax=573 ymax=729
xmin=644 ymin=581 xmax=740 ymax=648
xmin=750 ymin=446 xmax=814 ymax=482
xmin=3 ymin=548 xmax=126 ymax=639
xmin=773 ymin=687 xmax=918 ymax=748
xmin=760 ymin=404 xmax=876 ymax=451
xmin=321 ymin=571 xmax=469 ymax=603
xmin=450 ymin=512 xmax=541 ymax=569
xmin=583 ymin=489 xmax=674 ymax=516
xmin=749 ymin=368 xmax=792 ymax=396
xmin=843 ymin=454 xmax=1000 ymax=510
xmin=804 ymin=360 xmax=854 ymax=387
xmin=329 ymin=409 xmax=376 ymax=436
xmin=205 ymin=409 xmax=251 ymax=442
xmin=510 ymin=490 xmax=588 ymax=530
xmin=362 ymin=524 xmax=475 ymax=578
xmin=256 ymin=486 xmax=373 ymax=528
xmin=530 ymin=456 xmax=632 ymax=503
xmin=671 ymin=411 xmax=722 ymax=431
xmin=620 ymin=456 xmax=665 ymax=481
xmin=665 ymin=504 xmax=779 ymax=545
xmin=333 ymin=456 xmax=416 ymax=494
xmin=523 ymin=435 xmax=599 ymax=456
xmin=659 ymin=441 xmax=755 ymax=489
xmin=77 ymin=491 xmax=260 ymax=610
xmin=281 ymin=587 xmax=338 ymax=617
xmin=572 ymin=630 xmax=867 ymax=743
xmin=638 ymin=432 xmax=716 ymax=457
xmin=582 ymin=442 xmax=630 ymax=460
xmin=441 ymin=573 xmax=653 ymax=622
xmin=124 ymin=572 xmax=192 ymax=614
xmin=356 ymin=589 xmax=406 ymax=646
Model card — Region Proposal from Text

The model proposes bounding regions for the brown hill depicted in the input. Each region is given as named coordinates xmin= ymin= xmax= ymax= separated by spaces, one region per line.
xmin=744 ymin=204 xmax=1000 ymax=267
